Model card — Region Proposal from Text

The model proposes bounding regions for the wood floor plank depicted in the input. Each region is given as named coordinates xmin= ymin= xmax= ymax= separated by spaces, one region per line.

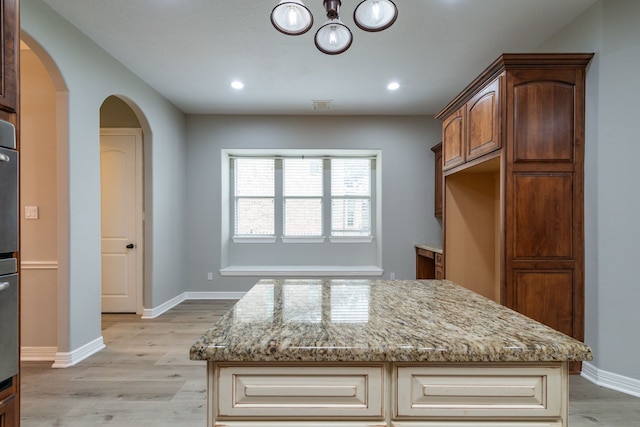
xmin=20 ymin=300 xmax=640 ymax=426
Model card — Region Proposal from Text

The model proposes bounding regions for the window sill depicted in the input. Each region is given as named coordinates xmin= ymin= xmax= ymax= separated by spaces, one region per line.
xmin=219 ymin=265 xmax=384 ymax=277
xmin=232 ymin=236 xmax=277 ymax=244
xmin=281 ymin=236 xmax=326 ymax=244
xmin=329 ymin=236 xmax=374 ymax=243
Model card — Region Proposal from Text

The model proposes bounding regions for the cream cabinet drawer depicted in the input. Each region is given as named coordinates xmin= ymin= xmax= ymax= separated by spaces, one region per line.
xmin=393 ymin=422 xmax=562 ymax=427
xmin=217 ymin=364 xmax=385 ymax=419
xmin=394 ymin=364 xmax=563 ymax=419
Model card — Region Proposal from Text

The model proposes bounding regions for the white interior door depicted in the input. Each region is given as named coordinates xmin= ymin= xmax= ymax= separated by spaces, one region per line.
xmin=100 ymin=129 xmax=143 ymax=313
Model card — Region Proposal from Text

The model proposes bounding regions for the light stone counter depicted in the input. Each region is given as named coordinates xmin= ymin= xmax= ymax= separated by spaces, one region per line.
xmin=191 ymin=279 xmax=592 ymax=426
xmin=190 ymin=279 xmax=591 ymax=363
xmin=414 ymin=243 xmax=443 ymax=254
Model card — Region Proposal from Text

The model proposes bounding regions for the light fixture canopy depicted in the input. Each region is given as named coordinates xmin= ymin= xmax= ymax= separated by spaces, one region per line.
xmin=354 ymin=0 xmax=398 ymax=32
xmin=315 ymin=19 xmax=353 ymax=55
xmin=271 ymin=0 xmax=314 ymax=35
xmin=271 ymin=0 xmax=397 ymax=54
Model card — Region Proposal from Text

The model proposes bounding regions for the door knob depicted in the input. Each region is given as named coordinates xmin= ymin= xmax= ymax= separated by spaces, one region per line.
xmin=126 ymin=243 xmax=135 ymax=249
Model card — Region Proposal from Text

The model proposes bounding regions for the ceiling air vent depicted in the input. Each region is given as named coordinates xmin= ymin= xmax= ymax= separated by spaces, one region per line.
xmin=312 ymin=100 xmax=332 ymax=111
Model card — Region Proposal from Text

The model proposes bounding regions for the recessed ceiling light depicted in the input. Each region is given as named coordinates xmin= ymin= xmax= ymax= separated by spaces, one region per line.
xmin=231 ymin=80 xmax=244 ymax=90
xmin=387 ymin=82 xmax=400 ymax=91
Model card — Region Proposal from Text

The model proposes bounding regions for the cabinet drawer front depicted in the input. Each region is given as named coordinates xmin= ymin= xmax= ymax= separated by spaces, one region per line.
xmin=395 ymin=365 xmax=562 ymax=419
xmin=217 ymin=365 xmax=384 ymax=419
xmin=434 ymin=253 xmax=443 ymax=267
xmin=393 ymin=422 xmax=562 ymax=427
xmin=417 ymin=248 xmax=435 ymax=259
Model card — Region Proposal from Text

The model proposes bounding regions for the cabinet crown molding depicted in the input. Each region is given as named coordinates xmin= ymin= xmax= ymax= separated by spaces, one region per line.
xmin=435 ymin=53 xmax=594 ymax=120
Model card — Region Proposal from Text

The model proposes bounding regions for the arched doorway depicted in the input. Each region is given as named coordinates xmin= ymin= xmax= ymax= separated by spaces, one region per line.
xmin=99 ymin=97 xmax=145 ymax=314
xmin=19 ymin=34 xmax=70 ymax=362
xmin=20 ymin=34 xmax=152 ymax=363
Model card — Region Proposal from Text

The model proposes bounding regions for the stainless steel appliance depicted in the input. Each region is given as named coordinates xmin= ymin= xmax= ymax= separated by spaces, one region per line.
xmin=0 ymin=118 xmax=18 ymax=388
xmin=0 ymin=259 xmax=18 ymax=384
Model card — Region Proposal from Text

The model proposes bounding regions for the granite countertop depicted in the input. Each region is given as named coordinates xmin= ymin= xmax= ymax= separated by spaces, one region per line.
xmin=415 ymin=243 xmax=443 ymax=254
xmin=190 ymin=279 xmax=592 ymax=364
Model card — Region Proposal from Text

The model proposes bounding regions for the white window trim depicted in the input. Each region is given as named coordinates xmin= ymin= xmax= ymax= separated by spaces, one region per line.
xmin=221 ymin=149 xmax=383 ymax=273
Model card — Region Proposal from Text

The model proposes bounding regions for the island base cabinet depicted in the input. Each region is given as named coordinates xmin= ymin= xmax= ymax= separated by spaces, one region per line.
xmin=207 ymin=362 xmax=569 ymax=427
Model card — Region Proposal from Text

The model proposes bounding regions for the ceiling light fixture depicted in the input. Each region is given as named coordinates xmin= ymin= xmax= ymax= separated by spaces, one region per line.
xmin=271 ymin=0 xmax=398 ymax=55
xmin=231 ymin=81 xmax=245 ymax=89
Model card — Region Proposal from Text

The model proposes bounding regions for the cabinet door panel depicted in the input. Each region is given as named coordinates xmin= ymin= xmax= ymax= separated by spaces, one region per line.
xmin=0 ymin=393 xmax=17 ymax=427
xmin=467 ymin=78 xmax=500 ymax=161
xmin=442 ymin=107 xmax=465 ymax=170
xmin=0 ymin=0 xmax=18 ymax=112
xmin=512 ymin=79 xmax=575 ymax=163
xmin=513 ymin=174 xmax=573 ymax=259
xmin=512 ymin=271 xmax=574 ymax=336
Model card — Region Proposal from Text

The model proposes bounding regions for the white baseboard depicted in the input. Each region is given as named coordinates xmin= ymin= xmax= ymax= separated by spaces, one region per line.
xmin=141 ymin=291 xmax=244 ymax=319
xmin=20 ymin=346 xmax=57 ymax=362
xmin=582 ymin=362 xmax=640 ymax=398
xmin=141 ymin=293 xmax=187 ymax=319
xmin=52 ymin=336 xmax=105 ymax=368
xmin=39 ymin=293 xmax=241 ymax=368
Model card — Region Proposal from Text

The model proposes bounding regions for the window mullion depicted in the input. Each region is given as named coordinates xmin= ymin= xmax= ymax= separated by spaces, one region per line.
xmin=275 ymin=158 xmax=283 ymax=238
xmin=323 ymin=158 xmax=331 ymax=239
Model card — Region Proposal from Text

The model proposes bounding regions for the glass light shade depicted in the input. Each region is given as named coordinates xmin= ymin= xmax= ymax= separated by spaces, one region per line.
xmin=353 ymin=0 xmax=398 ymax=32
xmin=271 ymin=1 xmax=314 ymax=35
xmin=315 ymin=19 xmax=353 ymax=55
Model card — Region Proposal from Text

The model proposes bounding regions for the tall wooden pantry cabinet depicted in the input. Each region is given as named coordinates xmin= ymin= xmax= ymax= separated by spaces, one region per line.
xmin=436 ymin=53 xmax=592 ymax=373
xmin=0 ymin=0 xmax=20 ymax=425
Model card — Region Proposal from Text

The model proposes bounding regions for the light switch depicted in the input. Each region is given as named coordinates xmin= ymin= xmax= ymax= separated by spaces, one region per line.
xmin=25 ymin=206 xmax=39 ymax=219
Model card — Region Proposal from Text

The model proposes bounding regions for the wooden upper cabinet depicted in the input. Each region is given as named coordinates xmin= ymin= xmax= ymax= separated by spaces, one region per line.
xmin=440 ymin=76 xmax=501 ymax=171
xmin=442 ymin=106 xmax=465 ymax=170
xmin=467 ymin=77 xmax=501 ymax=161
xmin=436 ymin=54 xmax=593 ymax=371
xmin=0 ymin=0 xmax=18 ymax=112
xmin=431 ymin=142 xmax=442 ymax=218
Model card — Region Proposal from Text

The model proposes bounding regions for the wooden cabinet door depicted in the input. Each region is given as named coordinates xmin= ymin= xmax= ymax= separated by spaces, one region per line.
xmin=442 ymin=106 xmax=465 ymax=170
xmin=467 ymin=77 xmax=501 ymax=161
xmin=0 ymin=0 xmax=18 ymax=112
xmin=431 ymin=142 xmax=442 ymax=218
xmin=0 ymin=393 xmax=17 ymax=427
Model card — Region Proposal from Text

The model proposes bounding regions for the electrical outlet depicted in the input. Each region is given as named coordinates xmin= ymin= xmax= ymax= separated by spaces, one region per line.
xmin=207 ymin=272 xmax=213 ymax=281
xmin=390 ymin=272 xmax=396 ymax=280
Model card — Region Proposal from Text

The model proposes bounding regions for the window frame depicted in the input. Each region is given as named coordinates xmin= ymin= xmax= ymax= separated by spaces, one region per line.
xmin=229 ymin=152 xmax=376 ymax=244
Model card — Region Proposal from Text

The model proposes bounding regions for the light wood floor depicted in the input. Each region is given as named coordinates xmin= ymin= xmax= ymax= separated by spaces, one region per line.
xmin=20 ymin=300 xmax=640 ymax=426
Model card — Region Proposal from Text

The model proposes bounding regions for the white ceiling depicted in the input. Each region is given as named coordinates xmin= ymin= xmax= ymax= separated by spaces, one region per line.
xmin=40 ymin=0 xmax=597 ymax=115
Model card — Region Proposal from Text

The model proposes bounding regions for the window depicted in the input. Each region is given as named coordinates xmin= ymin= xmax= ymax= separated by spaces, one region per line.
xmin=283 ymin=159 xmax=323 ymax=237
xmin=234 ymin=158 xmax=274 ymax=236
xmin=331 ymin=158 xmax=371 ymax=237
xmin=232 ymin=155 xmax=373 ymax=242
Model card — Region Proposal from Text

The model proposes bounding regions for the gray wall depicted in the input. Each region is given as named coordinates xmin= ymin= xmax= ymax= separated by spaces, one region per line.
xmin=539 ymin=0 xmax=640 ymax=382
xmin=22 ymin=0 xmax=188 ymax=353
xmin=186 ymin=115 xmax=443 ymax=292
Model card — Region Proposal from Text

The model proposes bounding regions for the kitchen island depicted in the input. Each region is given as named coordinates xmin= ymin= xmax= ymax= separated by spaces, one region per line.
xmin=190 ymin=279 xmax=592 ymax=426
